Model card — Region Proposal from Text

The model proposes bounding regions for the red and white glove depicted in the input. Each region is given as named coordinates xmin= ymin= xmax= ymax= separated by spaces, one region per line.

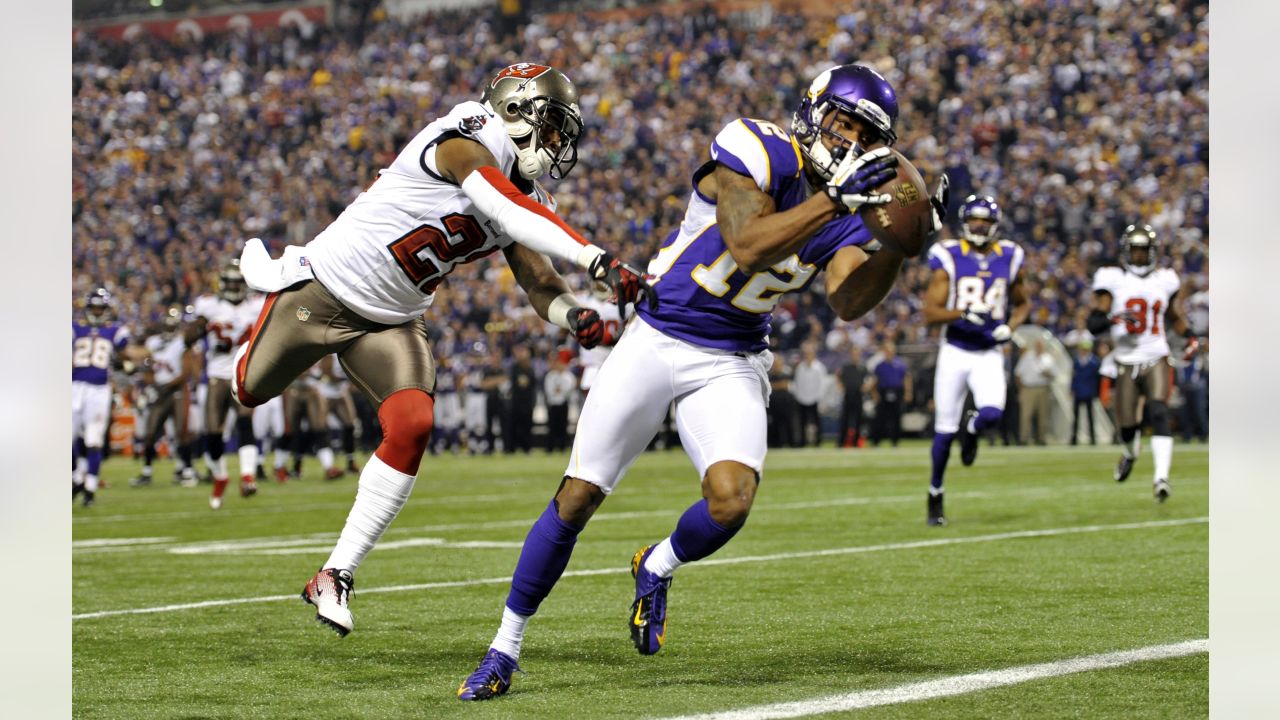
xmin=1182 ymin=332 xmax=1201 ymax=361
xmin=587 ymin=251 xmax=657 ymax=320
xmin=567 ymin=307 xmax=605 ymax=349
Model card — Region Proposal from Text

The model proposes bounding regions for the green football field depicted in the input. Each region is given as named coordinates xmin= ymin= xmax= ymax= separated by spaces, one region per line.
xmin=72 ymin=442 xmax=1207 ymax=719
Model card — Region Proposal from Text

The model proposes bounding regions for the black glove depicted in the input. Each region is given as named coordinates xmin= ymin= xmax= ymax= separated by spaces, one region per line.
xmin=567 ymin=307 xmax=604 ymax=349
xmin=930 ymin=172 xmax=951 ymax=234
xmin=588 ymin=251 xmax=657 ymax=319
xmin=1086 ymin=308 xmax=1112 ymax=335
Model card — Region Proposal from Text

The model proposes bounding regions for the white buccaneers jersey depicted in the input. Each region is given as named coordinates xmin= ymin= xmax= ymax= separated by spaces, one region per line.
xmin=193 ymin=293 xmax=264 ymax=380
xmin=306 ymin=100 xmax=549 ymax=325
xmin=1092 ymin=266 xmax=1180 ymax=364
xmin=145 ymin=333 xmax=187 ymax=386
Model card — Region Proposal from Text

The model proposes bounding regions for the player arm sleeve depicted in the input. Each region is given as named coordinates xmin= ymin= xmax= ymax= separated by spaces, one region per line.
xmin=460 ymin=166 xmax=604 ymax=269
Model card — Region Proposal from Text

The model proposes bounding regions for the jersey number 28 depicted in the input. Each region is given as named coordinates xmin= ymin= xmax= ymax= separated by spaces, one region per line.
xmin=73 ymin=337 xmax=113 ymax=369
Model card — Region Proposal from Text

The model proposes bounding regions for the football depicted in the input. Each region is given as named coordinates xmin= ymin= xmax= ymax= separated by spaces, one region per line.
xmin=857 ymin=148 xmax=932 ymax=257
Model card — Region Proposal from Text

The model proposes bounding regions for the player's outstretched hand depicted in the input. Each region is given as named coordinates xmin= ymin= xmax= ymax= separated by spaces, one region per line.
xmin=588 ymin=251 xmax=657 ymax=320
xmin=825 ymin=146 xmax=898 ymax=213
xmin=567 ymin=307 xmax=605 ymax=349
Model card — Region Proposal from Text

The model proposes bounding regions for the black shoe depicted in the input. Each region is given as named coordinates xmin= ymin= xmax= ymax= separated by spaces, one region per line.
xmin=82 ymin=490 xmax=95 ymax=508
xmin=72 ymin=482 xmax=85 ymax=500
xmin=1154 ymin=479 xmax=1171 ymax=503
xmin=255 ymin=464 xmax=267 ymax=481
xmin=129 ymin=475 xmax=152 ymax=488
xmin=927 ymin=493 xmax=946 ymax=526
xmin=1114 ymin=455 xmax=1135 ymax=483
xmin=958 ymin=411 xmax=979 ymax=467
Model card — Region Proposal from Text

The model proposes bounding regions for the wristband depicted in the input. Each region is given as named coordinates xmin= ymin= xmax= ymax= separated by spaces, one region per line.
xmin=548 ymin=293 xmax=577 ymax=331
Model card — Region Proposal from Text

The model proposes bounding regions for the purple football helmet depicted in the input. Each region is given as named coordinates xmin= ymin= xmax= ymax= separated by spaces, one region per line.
xmin=85 ymin=288 xmax=113 ymax=326
xmin=959 ymin=194 xmax=1001 ymax=247
xmin=792 ymin=64 xmax=899 ymax=180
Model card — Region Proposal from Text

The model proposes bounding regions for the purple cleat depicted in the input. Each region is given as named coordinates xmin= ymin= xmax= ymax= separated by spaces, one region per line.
xmin=629 ymin=544 xmax=672 ymax=655
xmin=457 ymin=648 xmax=519 ymax=701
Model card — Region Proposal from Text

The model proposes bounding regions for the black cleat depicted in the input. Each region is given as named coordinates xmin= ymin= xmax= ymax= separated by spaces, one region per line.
xmin=82 ymin=490 xmax=96 ymax=508
xmin=1154 ymin=479 xmax=1171 ymax=503
xmin=958 ymin=410 xmax=979 ymax=466
xmin=927 ymin=492 xmax=946 ymax=526
xmin=1114 ymin=455 xmax=1135 ymax=483
xmin=72 ymin=482 xmax=85 ymax=500
xmin=129 ymin=475 xmax=152 ymax=488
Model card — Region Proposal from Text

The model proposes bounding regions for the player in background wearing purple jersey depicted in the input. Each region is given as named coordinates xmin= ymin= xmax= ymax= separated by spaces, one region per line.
xmin=72 ymin=289 xmax=134 ymax=507
xmin=921 ymin=195 xmax=1030 ymax=526
xmin=458 ymin=64 xmax=948 ymax=700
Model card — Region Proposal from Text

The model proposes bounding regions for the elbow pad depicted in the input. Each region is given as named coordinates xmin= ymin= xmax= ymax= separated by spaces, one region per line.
xmin=1086 ymin=309 xmax=1111 ymax=335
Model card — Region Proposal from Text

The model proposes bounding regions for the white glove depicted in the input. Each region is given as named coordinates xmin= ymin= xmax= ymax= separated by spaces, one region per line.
xmin=960 ymin=301 xmax=991 ymax=326
xmin=992 ymin=324 xmax=1012 ymax=343
xmin=240 ymin=237 xmax=315 ymax=293
xmin=825 ymin=146 xmax=897 ymax=212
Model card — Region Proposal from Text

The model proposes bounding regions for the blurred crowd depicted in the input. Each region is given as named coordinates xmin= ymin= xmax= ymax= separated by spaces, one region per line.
xmin=72 ymin=0 xmax=1210 ymax=443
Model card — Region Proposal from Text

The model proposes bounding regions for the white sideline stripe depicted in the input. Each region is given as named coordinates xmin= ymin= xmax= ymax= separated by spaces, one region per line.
xmin=73 ymin=482 xmax=1134 ymax=555
xmin=655 ymin=639 xmax=1208 ymax=720
xmin=72 ymin=516 xmax=1206 ymax=621
xmin=71 ymin=536 xmax=176 ymax=548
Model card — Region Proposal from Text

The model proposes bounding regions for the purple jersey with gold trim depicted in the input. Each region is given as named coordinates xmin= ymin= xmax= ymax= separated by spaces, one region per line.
xmin=927 ymin=239 xmax=1024 ymax=351
xmin=637 ymin=118 xmax=875 ymax=352
xmin=72 ymin=322 xmax=130 ymax=385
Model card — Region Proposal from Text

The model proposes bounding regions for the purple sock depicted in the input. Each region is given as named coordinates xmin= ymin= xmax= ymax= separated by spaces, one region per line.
xmin=974 ymin=406 xmax=1003 ymax=432
xmin=505 ymin=500 xmax=581 ymax=616
xmin=87 ymin=447 xmax=103 ymax=477
xmin=669 ymin=499 xmax=741 ymax=563
xmin=931 ymin=433 xmax=954 ymax=491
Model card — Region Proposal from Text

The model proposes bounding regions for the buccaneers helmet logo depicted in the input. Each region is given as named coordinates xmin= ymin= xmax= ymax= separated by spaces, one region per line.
xmin=491 ymin=63 xmax=551 ymax=87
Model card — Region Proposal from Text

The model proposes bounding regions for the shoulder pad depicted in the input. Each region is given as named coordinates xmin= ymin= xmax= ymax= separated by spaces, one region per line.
xmin=710 ymin=118 xmax=803 ymax=193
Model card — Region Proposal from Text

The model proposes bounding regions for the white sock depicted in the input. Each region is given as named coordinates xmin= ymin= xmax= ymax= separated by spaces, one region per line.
xmin=1151 ymin=435 xmax=1173 ymax=482
xmin=324 ymin=454 xmax=416 ymax=572
xmin=642 ymin=537 xmax=683 ymax=579
xmin=966 ymin=415 xmax=978 ymax=434
xmin=141 ymin=465 xmax=153 ymax=478
xmin=275 ymin=450 xmax=287 ymax=469
xmin=238 ymin=444 xmax=259 ymax=479
xmin=207 ymin=455 xmax=228 ymax=480
xmin=318 ymin=446 xmax=335 ymax=470
xmin=490 ymin=606 xmax=530 ymax=660
xmin=85 ymin=474 xmax=99 ymax=493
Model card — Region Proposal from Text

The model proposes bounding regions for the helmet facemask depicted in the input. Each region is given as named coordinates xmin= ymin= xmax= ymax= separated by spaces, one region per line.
xmin=511 ymin=96 xmax=583 ymax=180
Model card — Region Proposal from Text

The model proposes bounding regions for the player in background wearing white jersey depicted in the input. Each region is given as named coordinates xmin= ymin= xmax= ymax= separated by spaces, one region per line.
xmin=187 ymin=260 xmax=265 ymax=508
xmin=317 ymin=354 xmax=362 ymax=478
xmin=131 ymin=305 xmax=200 ymax=488
xmin=1087 ymin=224 xmax=1199 ymax=501
xmin=458 ymin=64 xmax=946 ymax=700
xmin=230 ymin=63 xmax=649 ymax=637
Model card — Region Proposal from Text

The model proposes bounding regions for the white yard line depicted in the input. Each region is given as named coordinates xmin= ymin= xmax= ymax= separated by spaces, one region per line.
xmin=72 ymin=482 xmax=1133 ymax=555
xmin=71 ymin=536 xmax=176 ymax=548
xmin=655 ymin=639 xmax=1208 ymax=720
xmin=72 ymin=516 xmax=1206 ymax=620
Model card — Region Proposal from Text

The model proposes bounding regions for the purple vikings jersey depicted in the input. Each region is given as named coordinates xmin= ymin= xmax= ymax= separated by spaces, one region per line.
xmin=637 ymin=118 xmax=875 ymax=352
xmin=927 ymin=239 xmax=1024 ymax=351
xmin=72 ymin=322 xmax=130 ymax=385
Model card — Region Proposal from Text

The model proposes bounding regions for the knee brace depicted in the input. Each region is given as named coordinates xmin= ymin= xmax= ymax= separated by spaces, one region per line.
xmin=377 ymin=389 xmax=435 ymax=475
xmin=1147 ymin=401 xmax=1171 ymax=436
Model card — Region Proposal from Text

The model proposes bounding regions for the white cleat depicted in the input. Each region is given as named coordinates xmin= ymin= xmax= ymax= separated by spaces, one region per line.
xmin=301 ymin=568 xmax=355 ymax=637
xmin=209 ymin=495 xmax=223 ymax=510
xmin=1154 ymin=479 xmax=1171 ymax=503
